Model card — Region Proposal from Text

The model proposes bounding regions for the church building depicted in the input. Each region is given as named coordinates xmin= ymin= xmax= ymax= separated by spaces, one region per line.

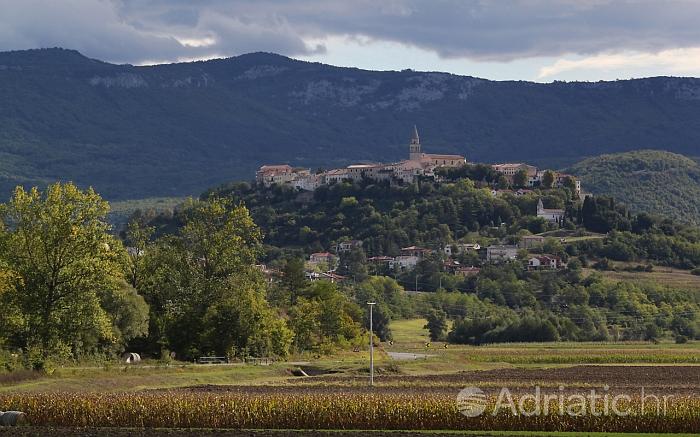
xmin=408 ymin=126 xmax=466 ymax=167
xmin=537 ymin=198 xmax=565 ymax=223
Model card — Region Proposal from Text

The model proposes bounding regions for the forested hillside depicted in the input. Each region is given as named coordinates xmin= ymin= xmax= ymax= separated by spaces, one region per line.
xmin=131 ymin=173 xmax=700 ymax=345
xmin=567 ymin=150 xmax=700 ymax=225
xmin=3 ymin=48 xmax=700 ymax=199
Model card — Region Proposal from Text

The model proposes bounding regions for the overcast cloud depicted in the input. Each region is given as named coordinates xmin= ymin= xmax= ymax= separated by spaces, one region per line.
xmin=1 ymin=0 xmax=700 ymax=80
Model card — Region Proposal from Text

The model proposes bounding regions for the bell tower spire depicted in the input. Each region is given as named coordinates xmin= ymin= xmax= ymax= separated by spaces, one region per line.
xmin=409 ymin=125 xmax=422 ymax=161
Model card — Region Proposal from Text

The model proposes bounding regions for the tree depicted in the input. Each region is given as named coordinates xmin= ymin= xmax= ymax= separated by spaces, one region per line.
xmin=288 ymin=281 xmax=362 ymax=353
xmin=339 ymin=247 xmax=368 ymax=282
xmin=0 ymin=183 xmax=127 ymax=356
xmin=139 ymin=197 xmax=277 ymax=358
xmin=100 ymin=281 xmax=150 ymax=353
xmin=124 ymin=219 xmax=154 ymax=290
xmin=367 ymin=303 xmax=392 ymax=341
xmin=281 ymin=257 xmax=308 ymax=303
xmin=201 ymin=282 xmax=293 ymax=358
xmin=424 ymin=309 xmax=448 ymax=341
xmin=541 ymin=170 xmax=555 ymax=189
xmin=562 ymin=176 xmax=577 ymax=194
xmin=513 ymin=170 xmax=528 ymax=188
xmin=0 ymin=265 xmax=22 ymax=348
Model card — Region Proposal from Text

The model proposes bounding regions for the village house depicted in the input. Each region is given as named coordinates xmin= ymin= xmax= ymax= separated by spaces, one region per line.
xmin=519 ymin=235 xmax=545 ymax=249
xmin=390 ymin=255 xmax=420 ymax=270
xmin=537 ymin=199 xmax=565 ymax=223
xmin=442 ymin=259 xmax=461 ymax=273
xmin=323 ymin=168 xmax=349 ymax=184
xmin=486 ymin=245 xmax=519 ymax=262
xmin=455 ymin=266 xmax=481 ymax=277
xmin=492 ymin=163 xmax=537 ymax=178
xmin=309 ymin=252 xmax=338 ymax=267
xmin=528 ymin=255 xmax=561 ymax=270
xmin=401 ymin=246 xmax=432 ymax=258
xmin=321 ymin=272 xmax=348 ymax=283
xmin=334 ymin=240 xmax=363 ymax=252
xmin=256 ymin=165 xmax=310 ymax=186
xmin=293 ymin=173 xmax=322 ymax=191
xmin=255 ymin=264 xmax=280 ymax=283
xmin=443 ymin=243 xmax=480 ymax=256
xmin=368 ymin=256 xmax=393 ymax=264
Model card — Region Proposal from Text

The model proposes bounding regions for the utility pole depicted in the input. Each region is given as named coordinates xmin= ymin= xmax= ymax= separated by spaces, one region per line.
xmin=370 ymin=302 xmax=374 ymax=386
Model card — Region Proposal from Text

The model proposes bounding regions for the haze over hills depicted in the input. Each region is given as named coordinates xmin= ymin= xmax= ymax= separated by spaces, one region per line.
xmin=567 ymin=150 xmax=700 ymax=225
xmin=2 ymin=48 xmax=700 ymax=200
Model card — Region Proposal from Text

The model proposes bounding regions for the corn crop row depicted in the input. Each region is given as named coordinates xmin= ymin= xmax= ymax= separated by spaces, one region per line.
xmin=0 ymin=392 xmax=698 ymax=432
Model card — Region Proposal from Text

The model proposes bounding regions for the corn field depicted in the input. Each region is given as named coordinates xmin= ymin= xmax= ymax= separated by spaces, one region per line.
xmin=1 ymin=392 xmax=698 ymax=432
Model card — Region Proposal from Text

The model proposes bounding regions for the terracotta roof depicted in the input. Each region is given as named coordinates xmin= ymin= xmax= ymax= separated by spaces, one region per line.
xmin=259 ymin=164 xmax=292 ymax=172
xmin=423 ymin=154 xmax=465 ymax=160
xmin=401 ymin=246 xmax=431 ymax=251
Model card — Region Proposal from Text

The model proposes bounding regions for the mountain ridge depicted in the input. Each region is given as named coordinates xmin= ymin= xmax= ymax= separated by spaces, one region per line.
xmin=567 ymin=150 xmax=700 ymax=225
xmin=2 ymin=48 xmax=700 ymax=199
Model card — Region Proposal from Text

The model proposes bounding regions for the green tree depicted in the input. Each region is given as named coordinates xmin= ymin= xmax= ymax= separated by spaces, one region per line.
xmin=0 ymin=183 xmax=126 ymax=356
xmin=424 ymin=309 xmax=448 ymax=341
xmin=542 ymin=170 xmax=555 ymax=189
xmin=140 ymin=197 xmax=281 ymax=358
xmin=513 ymin=170 xmax=528 ymax=188
xmin=0 ymin=266 xmax=22 ymax=348
xmin=281 ymin=257 xmax=308 ymax=304
xmin=124 ymin=219 xmax=154 ymax=290
xmin=100 ymin=281 xmax=150 ymax=353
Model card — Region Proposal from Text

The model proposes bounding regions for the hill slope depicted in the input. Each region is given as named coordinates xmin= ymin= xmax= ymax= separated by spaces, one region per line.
xmin=4 ymin=48 xmax=700 ymax=199
xmin=567 ymin=150 xmax=700 ymax=225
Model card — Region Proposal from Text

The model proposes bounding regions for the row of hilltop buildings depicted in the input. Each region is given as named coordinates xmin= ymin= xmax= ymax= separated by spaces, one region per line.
xmin=256 ymin=126 xmax=466 ymax=190
xmin=256 ymin=126 xmax=581 ymax=203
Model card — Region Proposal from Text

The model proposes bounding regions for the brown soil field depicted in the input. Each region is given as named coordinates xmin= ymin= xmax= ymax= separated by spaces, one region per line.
xmin=0 ymin=429 xmax=507 ymax=437
xmin=173 ymin=365 xmax=700 ymax=396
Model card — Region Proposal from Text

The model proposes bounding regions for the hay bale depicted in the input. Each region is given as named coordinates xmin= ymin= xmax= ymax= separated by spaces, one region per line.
xmin=0 ymin=411 xmax=27 ymax=426
xmin=122 ymin=352 xmax=142 ymax=364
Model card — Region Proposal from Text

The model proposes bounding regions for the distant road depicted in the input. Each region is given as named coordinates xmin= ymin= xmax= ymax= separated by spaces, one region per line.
xmin=387 ymin=351 xmax=433 ymax=360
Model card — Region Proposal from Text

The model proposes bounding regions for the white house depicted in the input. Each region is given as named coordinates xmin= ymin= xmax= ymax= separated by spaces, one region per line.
xmin=528 ymin=255 xmax=560 ymax=270
xmin=443 ymin=243 xmax=481 ymax=256
xmin=335 ymin=240 xmax=363 ymax=252
xmin=390 ymin=255 xmax=420 ymax=270
xmin=537 ymin=199 xmax=564 ymax=223
xmin=293 ymin=174 xmax=322 ymax=191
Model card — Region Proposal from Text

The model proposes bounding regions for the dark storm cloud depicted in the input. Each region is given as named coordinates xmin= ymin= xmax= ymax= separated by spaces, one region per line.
xmin=2 ymin=0 xmax=700 ymax=63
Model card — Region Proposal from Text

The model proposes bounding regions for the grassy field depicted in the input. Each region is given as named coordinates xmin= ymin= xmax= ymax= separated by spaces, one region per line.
xmin=1 ymin=319 xmax=699 ymax=434
xmin=582 ymin=266 xmax=700 ymax=289
xmin=3 ymin=318 xmax=699 ymax=393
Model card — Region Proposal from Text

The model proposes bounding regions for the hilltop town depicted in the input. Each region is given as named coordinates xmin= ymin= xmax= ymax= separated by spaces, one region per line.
xmin=256 ymin=126 xmax=581 ymax=196
xmin=254 ymin=127 xmax=584 ymax=287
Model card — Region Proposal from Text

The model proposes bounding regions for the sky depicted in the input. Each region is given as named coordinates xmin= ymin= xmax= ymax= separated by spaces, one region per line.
xmin=2 ymin=0 xmax=700 ymax=82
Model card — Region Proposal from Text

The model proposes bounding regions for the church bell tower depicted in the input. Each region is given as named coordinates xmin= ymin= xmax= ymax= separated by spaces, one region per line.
xmin=409 ymin=125 xmax=422 ymax=161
